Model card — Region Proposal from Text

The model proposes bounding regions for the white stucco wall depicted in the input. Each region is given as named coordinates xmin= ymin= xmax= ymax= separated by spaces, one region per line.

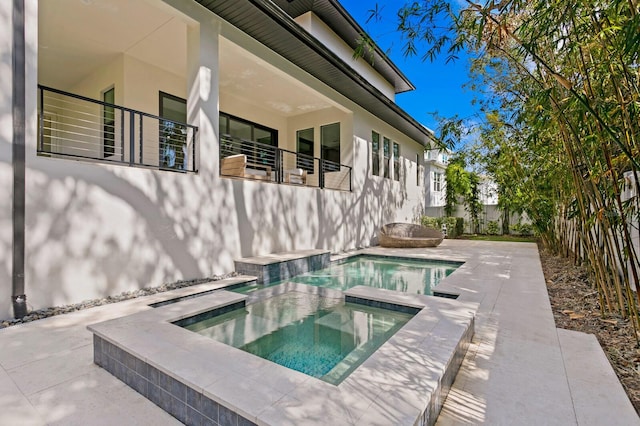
xmin=294 ymin=12 xmax=396 ymax=101
xmin=0 ymin=0 xmax=429 ymax=319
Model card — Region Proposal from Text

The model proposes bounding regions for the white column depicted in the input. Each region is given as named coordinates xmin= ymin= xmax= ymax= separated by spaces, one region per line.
xmin=187 ymin=20 xmax=219 ymax=176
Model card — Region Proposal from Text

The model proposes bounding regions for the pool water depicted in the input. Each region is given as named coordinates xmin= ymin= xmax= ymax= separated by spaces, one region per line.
xmin=182 ymin=292 xmax=414 ymax=385
xmin=232 ymin=255 xmax=461 ymax=295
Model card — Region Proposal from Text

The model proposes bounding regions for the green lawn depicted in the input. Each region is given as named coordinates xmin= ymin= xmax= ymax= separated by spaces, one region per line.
xmin=459 ymin=234 xmax=538 ymax=243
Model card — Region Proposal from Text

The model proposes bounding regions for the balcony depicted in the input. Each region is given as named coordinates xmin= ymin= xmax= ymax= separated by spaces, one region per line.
xmin=37 ymin=85 xmax=198 ymax=173
xmin=220 ymin=135 xmax=352 ymax=191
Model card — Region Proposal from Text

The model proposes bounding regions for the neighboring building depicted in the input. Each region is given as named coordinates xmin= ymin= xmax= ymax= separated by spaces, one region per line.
xmin=423 ymin=145 xmax=450 ymax=215
xmin=423 ymin=145 xmax=504 ymax=233
xmin=0 ymin=0 xmax=437 ymax=319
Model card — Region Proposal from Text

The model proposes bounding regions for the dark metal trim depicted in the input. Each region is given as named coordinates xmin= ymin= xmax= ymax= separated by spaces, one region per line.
xmin=12 ymin=0 xmax=27 ymax=319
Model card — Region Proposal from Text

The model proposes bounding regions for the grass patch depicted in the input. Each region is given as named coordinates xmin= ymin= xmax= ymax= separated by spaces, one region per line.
xmin=459 ymin=234 xmax=538 ymax=243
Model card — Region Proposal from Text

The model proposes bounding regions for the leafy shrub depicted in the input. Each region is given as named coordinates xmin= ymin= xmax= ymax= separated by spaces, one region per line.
xmin=419 ymin=216 xmax=464 ymax=238
xmin=487 ymin=220 xmax=500 ymax=235
xmin=420 ymin=216 xmax=440 ymax=229
xmin=454 ymin=217 xmax=464 ymax=237
xmin=511 ymin=222 xmax=535 ymax=236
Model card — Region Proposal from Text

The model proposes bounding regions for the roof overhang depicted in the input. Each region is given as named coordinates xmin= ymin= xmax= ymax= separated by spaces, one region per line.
xmin=195 ymin=0 xmax=436 ymax=147
xmin=271 ymin=0 xmax=415 ymax=94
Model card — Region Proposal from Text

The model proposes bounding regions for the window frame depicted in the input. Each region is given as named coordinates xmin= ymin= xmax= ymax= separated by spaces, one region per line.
xmin=433 ymin=171 xmax=443 ymax=192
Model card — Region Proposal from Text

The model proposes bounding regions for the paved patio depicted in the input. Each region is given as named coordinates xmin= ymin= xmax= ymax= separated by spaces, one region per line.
xmin=0 ymin=240 xmax=637 ymax=425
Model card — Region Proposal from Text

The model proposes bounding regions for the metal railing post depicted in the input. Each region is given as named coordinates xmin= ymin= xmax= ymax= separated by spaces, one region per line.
xmin=129 ymin=112 xmax=135 ymax=166
xmin=320 ymin=159 xmax=325 ymax=189
xmin=38 ymin=87 xmax=44 ymax=152
xmin=275 ymin=147 xmax=282 ymax=183
xmin=139 ymin=114 xmax=143 ymax=165
xmin=349 ymin=167 xmax=352 ymax=192
xmin=192 ymin=128 xmax=197 ymax=172
xmin=120 ymin=109 xmax=125 ymax=162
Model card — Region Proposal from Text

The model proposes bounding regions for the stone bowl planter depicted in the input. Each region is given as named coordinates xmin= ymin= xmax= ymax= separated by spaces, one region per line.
xmin=379 ymin=223 xmax=444 ymax=248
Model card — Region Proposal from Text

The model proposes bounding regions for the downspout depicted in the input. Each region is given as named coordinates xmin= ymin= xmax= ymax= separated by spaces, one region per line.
xmin=12 ymin=0 xmax=27 ymax=319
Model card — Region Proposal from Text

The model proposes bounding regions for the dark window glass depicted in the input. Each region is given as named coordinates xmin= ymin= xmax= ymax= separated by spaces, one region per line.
xmin=103 ymin=88 xmax=115 ymax=158
xmin=372 ymin=131 xmax=380 ymax=176
xmin=393 ymin=142 xmax=400 ymax=181
xmin=383 ymin=137 xmax=390 ymax=178
xmin=296 ymin=128 xmax=314 ymax=173
xmin=219 ymin=112 xmax=278 ymax=168
xmin=321 ymin=122 xmax=340 ymax=172
xmin=159 ymin=91 xmax=187 ymax=171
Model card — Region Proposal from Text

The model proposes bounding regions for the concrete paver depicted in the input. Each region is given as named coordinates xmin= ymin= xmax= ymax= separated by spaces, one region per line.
xmin=0 ymin=241 xmax=636 ymax=425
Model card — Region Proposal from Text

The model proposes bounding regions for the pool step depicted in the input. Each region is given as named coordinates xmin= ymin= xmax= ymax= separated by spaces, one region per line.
xmin=234 ymin=249 xmax=330 ymax=285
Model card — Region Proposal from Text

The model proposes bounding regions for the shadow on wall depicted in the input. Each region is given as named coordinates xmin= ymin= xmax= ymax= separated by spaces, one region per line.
xmin=1 ymin=131 xmax=415 ymax=317
xmin=21 ymin=147 xmax=240 ymax=312
xmin=0 ymin=145 xmax=12 ymax=319
xmin=231 ymin=137 xmax=410 ymax=257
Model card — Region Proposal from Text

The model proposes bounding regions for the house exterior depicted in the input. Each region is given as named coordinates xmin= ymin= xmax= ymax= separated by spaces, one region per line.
xmin=423 ymin=145 xmax=450 ymax=215
xmin=0 ymin=0 xmax=436 ymax=319
xmin=423 ymin=145 xmax=504 ymax=233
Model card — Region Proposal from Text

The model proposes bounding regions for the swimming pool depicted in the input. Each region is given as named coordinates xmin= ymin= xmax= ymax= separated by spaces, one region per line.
xmin=179 ymin=291 xmax=415 ymax=385
xmin=232 ymin=255 xmax=461 ymax=295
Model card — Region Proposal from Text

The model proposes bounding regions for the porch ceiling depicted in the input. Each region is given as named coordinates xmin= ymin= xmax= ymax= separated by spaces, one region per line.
xmin=38 ymin=0 xmax=187 ymax=89
xmin=38 ymin=0 xmax=334 ymax=117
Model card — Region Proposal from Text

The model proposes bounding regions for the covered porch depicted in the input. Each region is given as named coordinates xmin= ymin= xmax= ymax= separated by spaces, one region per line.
xmin=37 ymin=0 xmax=353 ymax=189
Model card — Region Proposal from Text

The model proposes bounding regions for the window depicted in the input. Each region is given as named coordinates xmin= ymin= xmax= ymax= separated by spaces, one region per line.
xmin=296 ymin=128 xmax=314 ymax=173
xmin=416 ymin=153 xmax=421 ymax=186
xmin=321 ymin=122 xmax=340 ymax=172
xmin=433 ymin=172 xmax=443 ymax=192
xmin=383 ymin=137 xmax=390 ymax=178
xmin=102 ymin=87 xmax=115 ymax=158
xmin=219 ymin=112 xmax=278 ymax=168
xmin=159 ymin=92 xmax=187 ymax=171
xmin=393 ymin=142 xmax=400 ymax=181
xmin=372 ymin=131 xmax=380 ymax=176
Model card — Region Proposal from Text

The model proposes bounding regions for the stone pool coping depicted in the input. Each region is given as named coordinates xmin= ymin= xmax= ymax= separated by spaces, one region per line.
xmin=88 ymin=282 xmax=478 ymax=425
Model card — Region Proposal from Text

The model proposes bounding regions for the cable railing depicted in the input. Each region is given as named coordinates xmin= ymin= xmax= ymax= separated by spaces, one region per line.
xmin=37 ymin=85 xmax=198 ymax=173
xmin=220 ymin=135 xmax=352 ymax=191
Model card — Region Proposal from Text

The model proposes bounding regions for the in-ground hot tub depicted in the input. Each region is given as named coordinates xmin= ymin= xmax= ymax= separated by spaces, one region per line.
xmin=89 ymin=283 xmax=476 ymax=425
xmin=176 ymin=291 xmax=416 ymax=385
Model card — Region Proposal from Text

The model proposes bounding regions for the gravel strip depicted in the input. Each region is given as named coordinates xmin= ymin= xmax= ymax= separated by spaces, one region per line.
xmin=1 ymin=273 xmax=238 ymax=329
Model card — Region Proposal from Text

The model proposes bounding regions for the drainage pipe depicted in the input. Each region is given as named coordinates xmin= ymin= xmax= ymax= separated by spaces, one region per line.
xmin=12 ymin=0 xmax=27 ymax=319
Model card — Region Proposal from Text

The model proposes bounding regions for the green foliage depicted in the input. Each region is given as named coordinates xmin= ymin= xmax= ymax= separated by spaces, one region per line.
xmin=380 ymin=0 xmax=640 ymax=336
xmin=419 ymin=216 xmax=464 ymax=238
xmin=454 ymin=217 xmax=464 ymax=237
xmin=444 ymin=158 xmax=469 ymax=217
xmin=420 ymin=216 xmax=440 ymax=229
xmin=487 ymin=220 xmax=500 ymax=235
xmin=444 ymin=156 xmax=483 ymax=231
xmin=511 ymin=223 xmax=534 ymax=237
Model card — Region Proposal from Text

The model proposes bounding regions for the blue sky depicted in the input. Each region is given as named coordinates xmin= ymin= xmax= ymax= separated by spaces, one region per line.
xmin=339 ymin=1 xmax=479 ymax=133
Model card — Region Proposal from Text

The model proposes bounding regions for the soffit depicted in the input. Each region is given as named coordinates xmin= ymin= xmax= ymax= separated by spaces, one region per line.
xmin=271 ymin=0 xmax=415 ymax=94
xmin=196 ymin=0 xmax=434 ymax=147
